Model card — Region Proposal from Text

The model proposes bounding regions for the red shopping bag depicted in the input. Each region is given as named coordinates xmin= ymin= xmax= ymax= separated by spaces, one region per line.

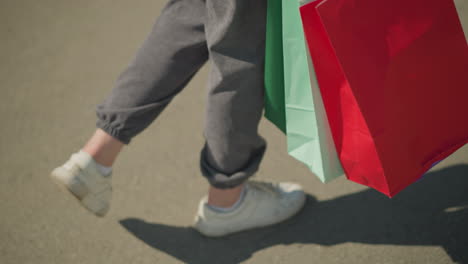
xmin=300 ymin=0 xmax=468 ymax=197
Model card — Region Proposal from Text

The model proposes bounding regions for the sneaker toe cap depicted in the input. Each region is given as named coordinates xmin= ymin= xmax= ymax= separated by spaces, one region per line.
xmin=278 ymin=183 xmax=306 ymax=211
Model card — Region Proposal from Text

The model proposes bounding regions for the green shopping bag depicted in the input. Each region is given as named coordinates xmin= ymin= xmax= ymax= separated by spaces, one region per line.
xmin=264 ymin=0 xmax=286 ymax=133
xmin=264 ymin=0 xmax=344 ymax=182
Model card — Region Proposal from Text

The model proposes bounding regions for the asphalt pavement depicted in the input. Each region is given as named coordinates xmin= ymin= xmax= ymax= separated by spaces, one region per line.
xmin=1 ymin=0 xmax=467 ymax=263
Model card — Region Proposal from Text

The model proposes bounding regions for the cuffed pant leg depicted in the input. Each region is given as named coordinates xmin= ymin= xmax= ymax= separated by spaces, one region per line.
xmin=96 ymin=0 xmax=209 ymax=144
xmin=200 ymin=0 xmax=268 ymax=188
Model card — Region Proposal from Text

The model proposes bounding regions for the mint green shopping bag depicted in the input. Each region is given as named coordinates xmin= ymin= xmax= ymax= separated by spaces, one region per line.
xmin=264 ymin=0 xmax=344 ymax=182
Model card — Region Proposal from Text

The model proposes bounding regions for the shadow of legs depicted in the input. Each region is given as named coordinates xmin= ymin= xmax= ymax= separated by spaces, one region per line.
xmin=120 ymin=165 xmax=468 ymax=263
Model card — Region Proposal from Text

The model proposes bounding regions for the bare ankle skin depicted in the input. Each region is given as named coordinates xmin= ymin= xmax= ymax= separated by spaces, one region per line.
xmin=82 ymin=129 xmax=124 ymax=167
xmin=207 ymin=184 xmax=244 ymax=208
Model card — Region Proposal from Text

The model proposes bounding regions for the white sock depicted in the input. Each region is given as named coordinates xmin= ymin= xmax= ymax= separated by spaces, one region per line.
xmin=94 ymin=162 xmax=112 ymax=176
xmin=207 ymin=185 xmax=247 ymax=213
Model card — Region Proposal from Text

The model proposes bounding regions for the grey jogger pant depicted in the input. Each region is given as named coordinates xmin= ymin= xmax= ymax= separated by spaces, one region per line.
xmin=95 ymin=0 xmax=267 ymax=189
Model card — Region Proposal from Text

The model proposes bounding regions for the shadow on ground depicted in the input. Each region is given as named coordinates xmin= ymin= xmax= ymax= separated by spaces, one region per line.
xmin=120 ymin=165 xmax=468 ymax=264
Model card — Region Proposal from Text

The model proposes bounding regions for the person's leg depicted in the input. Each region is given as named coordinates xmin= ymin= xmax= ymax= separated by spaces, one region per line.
xmin=51 ymin=0 xmax=209 ymax=216
xmin=202 ymin=0 xmax=268 ymax=196
xmin=194 ymin=0 xmax=306 ymax=237
xmin=95 ymin=0 xmax=209 ymax=146
xmin=82 ymin=0 xmax=210 ymax=165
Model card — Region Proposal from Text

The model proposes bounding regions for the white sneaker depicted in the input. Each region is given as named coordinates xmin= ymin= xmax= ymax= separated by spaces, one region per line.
xmin=194 ymin=181 xmax=306 ymax=237
xmin=50 ymin=151 xmax=112 ymax=217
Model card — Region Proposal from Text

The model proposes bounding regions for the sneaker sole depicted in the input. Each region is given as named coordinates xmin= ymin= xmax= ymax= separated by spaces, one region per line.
xmin=195 ymin=194 xmax=307 ymax=238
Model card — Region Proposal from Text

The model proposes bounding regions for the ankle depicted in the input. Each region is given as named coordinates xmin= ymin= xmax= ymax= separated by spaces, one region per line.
xmin=65 ymin=150 xmax=112 ymax=176
xmin=82 ymin=129 xmax=124 ymax=167
xmin=207 ymin=184 xmax=245 ymax=208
